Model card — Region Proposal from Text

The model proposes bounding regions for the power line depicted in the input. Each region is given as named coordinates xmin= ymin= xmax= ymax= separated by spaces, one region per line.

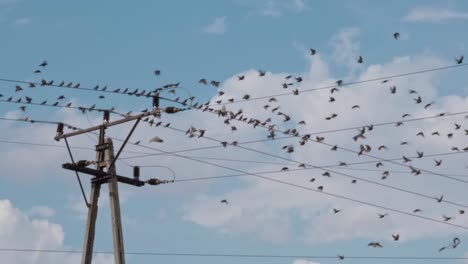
xmin=1 ymin=115 xmax=466 ymax=179
xmin=0 ymin=63 xmax=466 ymax=110
xmin=0 ymin=248 xmax=466 ymax=261
xmin=106 ymin=132 xmax=468 ymax=229
xmin=160 ymin=63 xmax=468 ymax=108
xmin=0 ymin=138 xmax=466 ymax=179
xmin=189 ymin=99 xmax=468 ymax=185
xmin=157 ymin=124 xmax=468 ymax=209
xmin=118 ymin=108 xmax=468 ymax=164
xmin=0 ymin=98 xmax=114 ymax=114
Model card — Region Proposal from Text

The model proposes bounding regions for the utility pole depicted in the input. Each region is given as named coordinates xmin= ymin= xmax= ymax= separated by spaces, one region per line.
xmin=55 ymin=97 xmax=178 ymax=264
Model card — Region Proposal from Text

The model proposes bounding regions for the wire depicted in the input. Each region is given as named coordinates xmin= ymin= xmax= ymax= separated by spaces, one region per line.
xmin=0 ymin=138 xmax=466 ymax=179
xmin=188 ymin=99 xmax=468 ymax=185
xmin=139 ymin=165 xmax=176 ymax=181
xmin=118 ymin=108 xmax=468 ymax=163
xmin=104 ymin=136 xmax=468 ymax=230
xmin=0 ymin=248 xmax=466 ymax=260
xmin=0 ymin=63 xmax=466 ymax=109
xmin=154 ymin=63 xmax=468 ymax=109
xmin=0 ymin=98 xmax=114 ymax=114
xmin=157 ymin=125 xmax=468 ymax=208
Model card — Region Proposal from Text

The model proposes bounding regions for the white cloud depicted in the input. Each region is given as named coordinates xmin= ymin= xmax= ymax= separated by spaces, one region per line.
xmin=258 ymin=0 xmax=308 ymax=17
xmin=0 ymin=199 xmax=113 ymax=264
xmin=405 ymin=7 xmax=468 ymax=22
xmin=14 ymin=17 xmax=29 ymax=25
xmin=330 ymin=27 xmax=361 ymax=76
xmin=181 ymin=30 xmax=468 ymax=244
xmin=293 ymin=260 xmax=320 ymax=264
xmin=28 ymin=206 xmax=56 ymax=219
xmin=202 ymin=16 xmax=226 ymax=35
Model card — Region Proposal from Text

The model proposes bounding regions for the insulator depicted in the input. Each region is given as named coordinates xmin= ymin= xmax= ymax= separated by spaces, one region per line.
xmin=153 ymin=95 xmax=160 ymax=108
xmin=164 ymin=107 xmax=179 ymax=114
xmin=103 ymin=110 xmax=110 ymax=123
xmin=56 ymin=123 xmax=64 ymax=139
xmin=133 ymin=166 xmax=140 ymax=180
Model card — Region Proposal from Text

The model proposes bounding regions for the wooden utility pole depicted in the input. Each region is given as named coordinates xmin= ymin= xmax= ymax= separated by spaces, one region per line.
xmin=55 ymin=99 xmax=179 ymax=264
xmin=106 ymin=138 xmax=125 ymax=264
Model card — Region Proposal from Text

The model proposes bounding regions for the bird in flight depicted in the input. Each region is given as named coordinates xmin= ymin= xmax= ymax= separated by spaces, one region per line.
xmin=310 ymin=48 xmax=316 ymax=55
xmin=149 ymin=136 xmax=164 ymax=143
xmin=393 ymin=32 xmax=400 ymax=40
xmin=456 ymin=55 xmax=464 ymax=64
xmin=368 ymin=242 xmax=383 ymax=248
xmin=220 ymin=199 xmax=228 ymax=204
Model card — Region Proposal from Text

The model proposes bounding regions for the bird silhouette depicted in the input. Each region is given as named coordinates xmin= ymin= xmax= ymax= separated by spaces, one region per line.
xmin=393 ymin=32 xmax=400 ymax=40
xmin=357 ymin=56 xmax=363 ymax=63
xmin=368 ymin=242 xmax=383 ymax=248
xmin=456 ymin=56 xmax=464 ymax=64
xmin=149 ymin=136 xmax=164 ymax=143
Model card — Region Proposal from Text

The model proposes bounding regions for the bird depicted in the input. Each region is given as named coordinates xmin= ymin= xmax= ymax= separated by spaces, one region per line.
xmin=317 ymin=186 xmax=324 ymax=191
xmin=389 ymin=86 xmax=397 ymax=94
xmin=455 ymin=123 xmax=461 ymax=130
xmin=57 ymin=95 xmax=65 ymax=100
xmin=39 ymin=60 xmax=48 ymax=67
xmin=149 ymin=136 xmax=164 ymax=143
xmin=434 ymin=159 xmax=442 ymax=166
xmin=34 ymin=70 xmax=41 ymax=74
xmin=424 ymin=102 xmax=434 ymax=109
xmin=437 ymin=195 xmax=443 ymax=203
xmin=442 ymin=215 xmax=452 ymax=222
xmin=392 ymin=234 xmax=400 ymax=241
xmin=333 ymin=208 xmax=341 ymax=214
xmin=310 ymin=48 xmax=316 ymax=55
xmin=456 ymin=55 xmax=464 ymax=64
xmin=413 ymin=209 xmax=422 ymax=213
xmin=238 ymin=75 xmax=245 ymax=81
xmin=338 ymin=255 xmax=344 ymax=260
xmin=368 ymin=242 xmax=383 ymax=248
xmin=414 ymin=96 xmax=422 ymax=104
xmin=15 ymin=85 xmax=22 ymax=92
xmin=378 ymin=213 xmax=388 ymax=219
xmin=325 ymin=113 xmax=338 ymax=120
xmin=378 ymin=145 xmax=387 ymax=151
xmin=357 ymin=56 xmax=363 ymax=63
xmin=154 ymin=70 xmax=161 ymax=75
xmin=459 ymin=210 xmax=465 ymax=215
xmin=393 ymin=32 xmax=400 ymax=40
xmin=199 ymin=79 xmax=207 ymax=85
xmin=220 ymin=199 xmax=228 ymax=204
xmin=258 ymin=70 xmax=266 ymax=77
xmin=19 ymin=106 xmax=26 ymax=112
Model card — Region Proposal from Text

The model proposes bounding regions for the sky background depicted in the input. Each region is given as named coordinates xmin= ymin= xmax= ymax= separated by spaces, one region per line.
xmin=1 ymin=0 xmax=468 ymax=264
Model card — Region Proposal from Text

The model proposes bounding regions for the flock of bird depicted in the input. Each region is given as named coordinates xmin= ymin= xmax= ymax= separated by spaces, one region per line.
xmin=1 ymin=31 xmax=466 ymax=258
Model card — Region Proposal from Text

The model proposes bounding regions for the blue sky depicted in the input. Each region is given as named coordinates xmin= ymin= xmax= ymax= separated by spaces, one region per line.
xmin=1 ymin=0 xmax=468 ymax=264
